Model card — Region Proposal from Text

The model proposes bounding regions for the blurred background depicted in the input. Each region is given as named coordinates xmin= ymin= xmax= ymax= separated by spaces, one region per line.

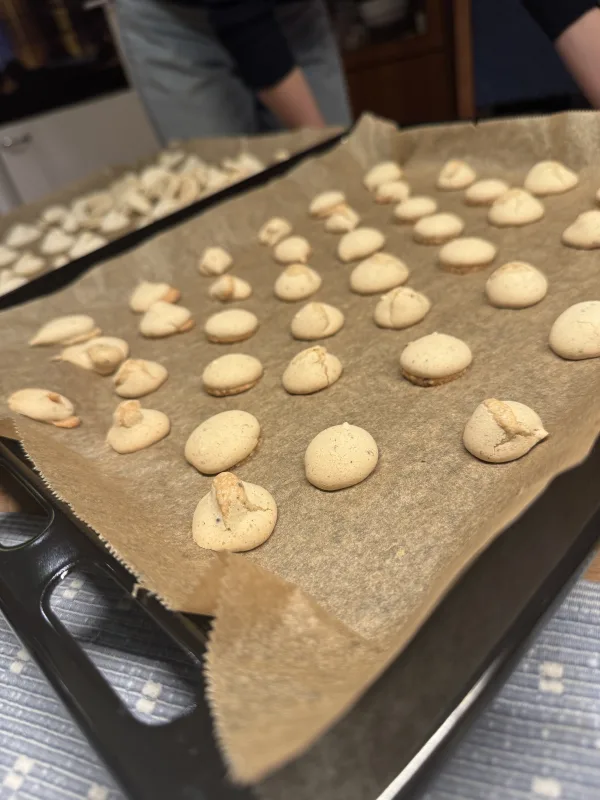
xmin=0 ymin=0 xmax=588 ymax=210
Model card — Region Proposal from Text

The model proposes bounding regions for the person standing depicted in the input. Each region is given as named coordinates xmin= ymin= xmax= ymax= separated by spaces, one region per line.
xmin=114 ymin=0 xmax=352 ymax=142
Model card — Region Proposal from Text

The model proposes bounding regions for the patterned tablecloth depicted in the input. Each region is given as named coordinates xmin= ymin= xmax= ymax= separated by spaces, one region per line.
xmin=0 ymin=513 xmax=599 ymax=800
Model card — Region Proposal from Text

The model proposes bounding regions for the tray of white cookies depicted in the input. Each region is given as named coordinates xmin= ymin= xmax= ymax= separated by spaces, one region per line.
xmin=0 ymin=127 xmax=340 ymax=308
xmin=1 ymin=110 xmax=600 ymax=799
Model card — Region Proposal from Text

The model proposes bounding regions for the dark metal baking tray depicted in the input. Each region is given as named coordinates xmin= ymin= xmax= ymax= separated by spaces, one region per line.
xmin=1 ymin=128 xmax=599 ymax=799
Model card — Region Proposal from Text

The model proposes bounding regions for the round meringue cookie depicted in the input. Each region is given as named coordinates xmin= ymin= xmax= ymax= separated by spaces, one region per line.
xmin=463 ymin=399 xmax=548 ymax=463
xmin=524 ymin=160 xmax=578 ymax=196
xmin=274 ymin=264 xmax=322 ymax=301
xmin=185 ymin=409 xmax=260 ymax=474
xmin=192 ymin=472 xmax=277 ymax=552
xmin=309 ymin=190 xmax=345 ymax=218
xmin=204 ymin=308 xmax=258 ymax=343
xmin=437 ymin=160 xmax=476 ymax=190
xmin=274 ymin=235 xmax=312 ymax=265
xmin=337 ymin=227 xmax=385 ymax=262
xmin=202 ymin=353 xmax=263 ymax=396
xmin=305 ymin=423 xmax=378 ymax=491
xmin=400 ymin=332 xmax=472 ymax=386
xmin=438 ymin=237 xmax=497 ymax=274
xmin=208 ymin=274 xmax=252 ymax=302
xmin=282 ymin=346 xmax=342 ymax=394
xmin=374 ymin=287 xmax=431 ymax=329
xmin=364 ymin=161 xmax=402 ymax=192
xmin=393 ymin=196 xmax=438 ymax=223
xmin=0 ymin=245 xmax=17 ymax=268
xmin=549 ymin=301 xmax=600 ymax=360
xmin=562 ymin=210 xmax=600 ymax=249
xmin=39 ymin=228 xmax=75 ymax=256
xmin=374 ymin=180 xmax=410 ymax=204
xmin=13 ymin=252 xmax=45 ymax=278
xmin=350 ymin=252 xmax=409 ymax=295
xmin=464 ymin=179 xmax=510 ymax=206
xmin=413 ymin=212 xmax=464 ymax=245
xmin=5 ymin=223 xmax=41 ymax=249
xmin=488 ymin=189 xmax=544 ymax=227
xmin=485 ymin=262 xmax=548 ymax=308
xmin=291 ymin=302 xmax=344 ymax=340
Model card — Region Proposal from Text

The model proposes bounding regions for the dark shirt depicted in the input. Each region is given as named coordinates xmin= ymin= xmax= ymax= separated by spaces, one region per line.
xmin=174 ymin=0 xmax=598 ymax=91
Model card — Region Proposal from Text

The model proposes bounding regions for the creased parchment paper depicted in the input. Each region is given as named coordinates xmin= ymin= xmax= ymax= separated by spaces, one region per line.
xmin=2 ymin=112 xmax=600 ymax=787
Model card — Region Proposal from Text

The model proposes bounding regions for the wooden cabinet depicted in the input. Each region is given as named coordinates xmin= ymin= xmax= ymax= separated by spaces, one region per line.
xmin=341 ymin=0 xmax=473 ymax=125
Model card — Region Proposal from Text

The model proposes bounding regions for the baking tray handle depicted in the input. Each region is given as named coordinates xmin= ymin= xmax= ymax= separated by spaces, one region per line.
xmin=0 ymin=440 xmax=250 ymax=800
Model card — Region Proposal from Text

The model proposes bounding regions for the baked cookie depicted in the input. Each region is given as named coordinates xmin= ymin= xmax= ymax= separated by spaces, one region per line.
xmin=113 ymin=359 xmax=168 ymax=398
xmin=400 ymin=332 xmax=472 ymax=386
xmin=309 ymin=190 xmax=345 ymax=218
xmin=350 ymin=252 xmax=409 ymax=295
xmin=374 ymin=286 xmax=431 ymax=329
xmin=30 ymin=314 xmax=100 ymax=346
xmin=274 ymin=235 xmax=312 ymax=264
xmin=305 ymin=423 xmax=378 ymax=490
xmin=364 ymin=161 xmax=403 ymax=192
xmin=282 ymin=345 xmax=342 ymax=394
xmin=393 ymin=196 xmax=438 ymax=223
xmin=374 ymin=180 xmax=411 ymax=204
xmin=485 ymin=262 xmax=548 ymax=308
xmin=413 ymin=212 xmax=464 ymax=245
xmin=438 ymin=237 xmax=497 ymax=274
xmin=488 ymin=189 xmax=544 ymax=227
xmin=324 ymin=205 xmax=360 ymax=234
xmin=208 ymin=274 xmax=252 ymax=302
xmin=204 ymin=308 xmax=258 ymax=343
xmin=129 ymin=281 xmax=180 ymax=312
xmin=274 ymin=264 xmax=322 ymax=301
xmin=291 ymin=302 xmax=344 ymax=340
xmin=192 ymin=472 xmax=277 ymax=552
xmin=54 ymin=336 xmax=129 ymax=375
xmin=202 ymin=353 xmax=263 ymax=396
xmin=8 ymin=388 xmax=80 ymax=428
xmin=562 ymin=210 xmax=600 ymax=249
xmin=464 ymin=179 xmax=509 ymax=206
xmin=437 ymin=160 xmax=476 ymax=190
xmin=549 ymin=301 xmax=600 ymax=359
xmin=463 ymin=399 xmax=548 ymax=463
xmin=140 ymin=301 xmax=194 ymax=338
xmin=198 ymin=246 xmax=233 ymax=276
xmin=338 ymin=227 xmax=385 ymax=262
xmin=524 ymin=161 xmax=578 ymax=196
xmin=258 ymin=217 xmax=292 ymax=246
xmin=185 ymin=409 xmax=260 ymax=474
xmin=107 ymin=400 xmax=170 ymax=454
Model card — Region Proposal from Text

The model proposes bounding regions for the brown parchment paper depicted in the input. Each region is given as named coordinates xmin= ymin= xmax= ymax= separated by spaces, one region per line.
xmin=2 ymin=111 xmax=600 ymax=787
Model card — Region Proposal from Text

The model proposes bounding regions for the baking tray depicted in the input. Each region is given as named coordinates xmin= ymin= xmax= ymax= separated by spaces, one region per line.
xmin=1 ymin=126 xmax=599 ymax=799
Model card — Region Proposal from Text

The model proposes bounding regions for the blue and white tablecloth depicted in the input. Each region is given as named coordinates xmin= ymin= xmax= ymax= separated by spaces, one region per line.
xmin=0 ymin=513 xmax=599 ymax=800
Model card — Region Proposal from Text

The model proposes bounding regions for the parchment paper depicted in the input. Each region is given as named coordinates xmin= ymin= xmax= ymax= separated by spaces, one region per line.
xmin=2 ymin=112 xmax=600 ymax=786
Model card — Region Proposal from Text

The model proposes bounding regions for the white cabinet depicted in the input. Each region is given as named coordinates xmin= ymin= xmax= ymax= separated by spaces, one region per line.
xmin=0 ymin=90 xmax=159 ymax=208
